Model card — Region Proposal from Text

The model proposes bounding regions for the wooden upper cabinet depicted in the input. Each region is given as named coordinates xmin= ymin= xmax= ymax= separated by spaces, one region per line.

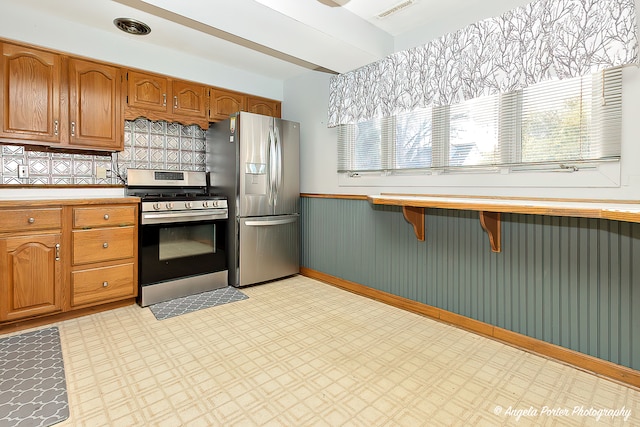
xmin=68 ymin=59 xmax=122 ymax=150
xmin=124 ymin=70 xmax=209 ymax=127
xmin=126 ymin=70 xmax=169 ymax=112
xmin=209 ymin=88 xmax=245 ymax=121
xmin=172 ymin=80 xmax=207 ymax=119
xmin=0 ymin=43 xmax=62 ymax=144
xmin=247 ymin=96 xmax=281 ymax=118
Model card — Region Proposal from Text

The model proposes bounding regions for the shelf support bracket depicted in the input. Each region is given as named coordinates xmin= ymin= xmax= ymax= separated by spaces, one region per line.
xmin=402 ymin=206 xmax=425 ymax=241
xmin=479 ymin=211 xmax=501 ymax=252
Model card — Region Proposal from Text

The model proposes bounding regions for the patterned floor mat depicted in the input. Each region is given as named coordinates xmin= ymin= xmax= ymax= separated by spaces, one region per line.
xmin=0 ymin=327 xmax=69 ymax=427
xmin=148 ymin=286 xmax=249 ymax=320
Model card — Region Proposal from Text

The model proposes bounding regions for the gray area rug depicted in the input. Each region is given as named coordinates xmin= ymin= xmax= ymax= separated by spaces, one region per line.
xmin=149 ymin=286 xmax=248 ymax=320
xmin=0 ymin=327 xmax=69 ymax=427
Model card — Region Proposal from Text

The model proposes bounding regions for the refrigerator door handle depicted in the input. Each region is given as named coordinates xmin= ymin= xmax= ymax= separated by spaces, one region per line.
xmin=275 ymin=126 xmax=283 ymax=204
xmin=244 ymin=216 xmax=298 ymax=227
xmin=268 ymin=127 xmax=277 ymax=207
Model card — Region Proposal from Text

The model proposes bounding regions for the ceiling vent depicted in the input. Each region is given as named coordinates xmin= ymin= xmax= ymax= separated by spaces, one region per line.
xmin=113 ymin=18 xmax=152 ymax=36
xmin=376 ymin=0 xmax=415 ymax=19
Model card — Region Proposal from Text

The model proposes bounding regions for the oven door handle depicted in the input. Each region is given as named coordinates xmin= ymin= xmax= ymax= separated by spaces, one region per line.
xmin=141 ymin=210 xmax=228 ymax=224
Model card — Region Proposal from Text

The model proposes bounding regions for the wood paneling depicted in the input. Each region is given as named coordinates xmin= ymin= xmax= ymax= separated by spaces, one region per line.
xmin=300 ymin=267 xmax=640 ymax=389
xmin=300 ymin=196 xmax=640 ymax=377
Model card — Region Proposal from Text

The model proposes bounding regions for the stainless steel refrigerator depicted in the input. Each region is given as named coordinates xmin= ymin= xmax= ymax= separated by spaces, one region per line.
xmin=206 ymin=111 xmax=300 ymax=287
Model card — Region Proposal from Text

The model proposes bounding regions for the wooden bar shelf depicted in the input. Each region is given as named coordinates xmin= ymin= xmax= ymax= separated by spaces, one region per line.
xmin=368 ymin=194 xmax=640 ymax=253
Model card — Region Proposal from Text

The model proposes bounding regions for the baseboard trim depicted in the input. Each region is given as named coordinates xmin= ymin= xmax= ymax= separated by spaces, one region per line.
xmin=0 ymin=299 xmax=136 ymax=335
xmin=300 ymin=267 xmax=640 ymax=389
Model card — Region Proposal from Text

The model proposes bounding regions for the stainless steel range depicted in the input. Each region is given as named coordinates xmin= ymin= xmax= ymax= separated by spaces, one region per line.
xmin=126 ymin=169 xmax=228 ymax=307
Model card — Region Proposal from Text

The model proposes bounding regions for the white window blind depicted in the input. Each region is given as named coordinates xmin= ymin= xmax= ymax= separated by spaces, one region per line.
xmin=337 ymin=68 xmax=622 ymax=174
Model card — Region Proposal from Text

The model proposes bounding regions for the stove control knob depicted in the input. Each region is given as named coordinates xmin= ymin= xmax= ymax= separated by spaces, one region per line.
xmin=166 ymin=202 xmax=174 ymax=210
xmin=212 ymin=200 xmax=219 ymax=208
xmin=203 ymin=201 xmax=209 ymax=208
xmin=185 ymin=202 xmax=193 ymax=209
xmin=153 ymin=203 xmax=162 ymax=211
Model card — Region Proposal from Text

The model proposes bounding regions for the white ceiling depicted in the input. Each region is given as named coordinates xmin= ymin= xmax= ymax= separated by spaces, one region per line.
xmin=5 ymin=0 xmax=533 ymax=80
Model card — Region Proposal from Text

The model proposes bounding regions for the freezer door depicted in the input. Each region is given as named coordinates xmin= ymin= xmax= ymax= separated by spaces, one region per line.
xmin=238 ymin=214 xmax=299 ymax=287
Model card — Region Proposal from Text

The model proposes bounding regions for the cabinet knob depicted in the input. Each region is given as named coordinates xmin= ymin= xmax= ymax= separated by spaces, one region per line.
xmin=71 ymin=121 xmax=76 ymax=137
xmin=102 ymin=281 xmax=108 ymax=287
xmin=28 ymin=217 xmax=35 ymax=224
xmin=103 ymin=242 xmax=109 ymax=249
xmin=104 ymin=214 xmax=110 ymax=220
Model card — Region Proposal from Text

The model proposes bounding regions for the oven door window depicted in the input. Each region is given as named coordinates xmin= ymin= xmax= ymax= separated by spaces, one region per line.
xmin=159 ymin=223 xmax=216 ymax=260
xmin=140 ymin=219 xmax=227 ymax=286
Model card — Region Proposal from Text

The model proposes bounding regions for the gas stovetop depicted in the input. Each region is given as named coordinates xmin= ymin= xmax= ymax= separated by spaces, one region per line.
xmin=125 ymin=169 xmax=228 ymax=213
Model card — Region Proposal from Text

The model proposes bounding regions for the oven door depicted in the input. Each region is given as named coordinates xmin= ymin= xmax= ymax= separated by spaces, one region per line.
xmin=139 ymin=217 xmax=227 ymax=286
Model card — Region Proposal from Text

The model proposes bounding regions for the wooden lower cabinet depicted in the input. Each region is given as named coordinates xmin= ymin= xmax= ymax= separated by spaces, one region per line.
xmin=0 ymin=200 xmax=138 ymax=328
xmin=71 ymin=263 xmax=135 ymax=307
xmin=69 ymin=203 xmax=137 ymax=309
xmin=72 ymin=227 xmax=135 ymax=265
xmin=0 ymin=233 xmax=62 ymax=321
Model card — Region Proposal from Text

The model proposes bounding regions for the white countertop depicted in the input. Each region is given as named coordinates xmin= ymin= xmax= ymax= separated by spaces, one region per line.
xmin=0 ymin=187 xmax=125 ymax=200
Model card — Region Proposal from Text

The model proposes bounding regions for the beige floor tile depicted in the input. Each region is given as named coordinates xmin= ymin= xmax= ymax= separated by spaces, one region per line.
xmin=13 ymin=275 xmax=633 ymax=426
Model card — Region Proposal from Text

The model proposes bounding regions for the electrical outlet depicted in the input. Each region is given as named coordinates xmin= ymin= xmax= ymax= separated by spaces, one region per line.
xmin=18 ymin=165 xmax=29 ymax=179
xmin=96 ymin=166 xmax=107 ymax=179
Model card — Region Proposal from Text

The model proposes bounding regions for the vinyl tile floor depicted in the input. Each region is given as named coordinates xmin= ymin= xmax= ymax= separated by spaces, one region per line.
xmin=11 ymin=276 xmax=640 ymax=426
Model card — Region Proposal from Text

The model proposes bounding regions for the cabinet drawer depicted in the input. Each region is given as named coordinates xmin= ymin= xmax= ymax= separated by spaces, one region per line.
xmin=72 ymin=226 xmax=135 ymax=265
xmin=0 ymin=208 xmax=61 ymax=233
xmin=73 ymin=205 xmax=136 ymax=228
xmin=71 ymin=263 xmax=135 ymax=306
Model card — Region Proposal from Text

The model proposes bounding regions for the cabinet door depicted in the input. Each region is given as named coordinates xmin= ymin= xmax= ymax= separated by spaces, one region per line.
xmin=0 ymin=233 xmax=62 ymax=321
xmin=0 ymin=43 xmax=62 ymax=143
xmin=68 ymin=59 xmax=122 ymax=150
xmin=172 ymin=80 xmax=207 ymax=119
xmin=209 ymin=88 xmax=245 ymax=121
xmin=246 ymin=96 xmax=281 ymax=118
xmin=126 ymin=70 xmax=168 ymax=112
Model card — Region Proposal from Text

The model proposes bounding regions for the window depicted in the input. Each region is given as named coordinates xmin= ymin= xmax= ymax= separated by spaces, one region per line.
xmin=337 ymin=68 xmax=622 ymax=174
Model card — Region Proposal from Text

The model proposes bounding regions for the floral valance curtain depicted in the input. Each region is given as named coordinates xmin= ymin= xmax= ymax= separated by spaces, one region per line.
xmin=327 ymin=0 xmax=638 ymax=128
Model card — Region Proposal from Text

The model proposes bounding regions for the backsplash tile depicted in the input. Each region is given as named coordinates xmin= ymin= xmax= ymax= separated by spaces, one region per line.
xmin=0 ymin=118 xmax=207 ymax=185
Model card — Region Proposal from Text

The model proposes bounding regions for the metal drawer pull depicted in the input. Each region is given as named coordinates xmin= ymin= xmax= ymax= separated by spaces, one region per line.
xmin=163 ymin=93 xmax=167 ymax=106
xmin=71 ymin=121 xmax=76 ymax=136
xmin=174 ymin=95 xmax=178 ymax=108
xmin=55 ymin=243 xmax=60 ymax=261
xmin=54 ymin=120 xmax=58 ymax=136
xmin=102 ymin=281 xmax=108 ymax=287
xmin=28 ymin=217 xmax=35 ymax=224
xmin=104 ymin=214 xmax=110 ymax=220
xmin=103 ymin=242 xmax=109 ymax=248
